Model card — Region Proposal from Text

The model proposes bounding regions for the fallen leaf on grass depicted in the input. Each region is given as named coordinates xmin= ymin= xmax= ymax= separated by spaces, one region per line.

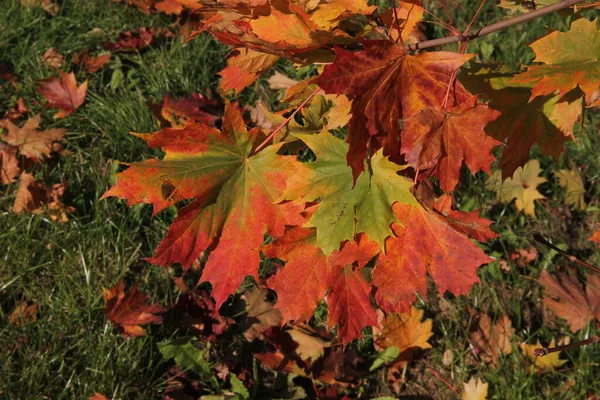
xmin=0 ymin=114 xmax=66 ymax=161
xmin=104 ymin=27 xmax=173 ymax=52
xmin=462 ymin=377 xmax=488 ymax=400
xmin=557 ymin=168 xmax=586 ymax=210
xmin=243 ymin=287 xmax=283 ymax=341
xmin=72 ymin=50 xmax=111 ymax=73
xmin=590 ymin=230 xmax=600 ymax=246
xmin=374 ymin=306 xmax=433 ymax=367
xmin=487 ymin=160 xmax=546 ymax=217
xmin=0 ymin=144 xmax=20 ymax=185
xmin=12 ymin=172 xmax=74 ymax=222
xmin=7 ymin=98 xmax=30 ymax=120
xmin=42 ymin=48 xmax=64 ymax=69
xmin=538 ymin=270 xmax=600 ymax=333
xmin=20 ymin=0 xmax=58 ymax=15
xmin=469 ymin=312 xmax=514 ymax=365
xmin=88 ymin=393 xmax=109 ymax=400
xmin=520 ymin=339 xmax=567 ymax=371
xmin=103 ymin=280 xmax=165 ymax=337
xmin=8 ymin=301 xmax=38 ymax=326
xmin=38 ymin=72 xmax=88 ymax=118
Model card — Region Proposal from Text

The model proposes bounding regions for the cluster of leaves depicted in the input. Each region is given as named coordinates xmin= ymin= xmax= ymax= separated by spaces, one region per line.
xmin=104 ymin=0 xmax=600 ymax=345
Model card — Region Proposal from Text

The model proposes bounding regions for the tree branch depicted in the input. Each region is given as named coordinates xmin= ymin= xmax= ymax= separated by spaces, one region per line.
xmin=406 ymin=0 xmax=586 ymax=51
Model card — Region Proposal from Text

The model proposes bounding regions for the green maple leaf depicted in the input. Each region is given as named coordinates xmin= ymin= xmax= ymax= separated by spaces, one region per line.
xmin=512 ymin=18 xmax=600 ymax=105
xmin=283 ymin=130 xmax=418 ymax=254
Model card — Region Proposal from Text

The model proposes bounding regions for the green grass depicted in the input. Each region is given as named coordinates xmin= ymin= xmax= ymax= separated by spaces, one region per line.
xmin=1 ymin=0 xmax=599 ymax=399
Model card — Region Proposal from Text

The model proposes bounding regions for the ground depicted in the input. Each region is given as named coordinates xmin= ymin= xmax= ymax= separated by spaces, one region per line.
xmin=0 ymin=0 xmax=599 ymax=399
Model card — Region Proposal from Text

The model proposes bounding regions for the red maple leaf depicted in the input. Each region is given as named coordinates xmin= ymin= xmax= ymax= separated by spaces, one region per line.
xmin=38 ymin=72 xmax=88 ymax=118
xmin=313 ymin=40 xmax=473 ymax=180
xmin=402 ymin=95 xmax=501 ymax=191
xmin=103 ymin=280 xmax=165 ymax=337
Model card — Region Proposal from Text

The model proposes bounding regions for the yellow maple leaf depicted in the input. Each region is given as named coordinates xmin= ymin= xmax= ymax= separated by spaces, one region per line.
xmin=496 ymin=159 xmax=546 ymax=217
xmin=520 ymin=339 xmax=567 ymax=371
xmin=374 ymin=306 xmax=433 ymax=366
xmin=462 ymin=377 xmax=488 ymax=400
xmin=557 ymin=168 xmax=586 ymax=210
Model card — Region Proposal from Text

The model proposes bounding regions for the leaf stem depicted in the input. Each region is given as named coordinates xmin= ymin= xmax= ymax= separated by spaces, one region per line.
xmin=252 ymin=88 xmax=321 ymax=154
xmin=406 ymin=0 xmax=585 ymax=51
xmin=533 ymin=234 xmax=600 ymax=275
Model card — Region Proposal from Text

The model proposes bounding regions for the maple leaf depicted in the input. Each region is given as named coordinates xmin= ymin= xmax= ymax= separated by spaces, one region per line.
xmin=491 ymin=159 xmax=546 ymax=217
xmin=0 ymin=114 xmax=66 ymax=161
xmin=103 ymin=280 xmax=165 ymax=337
xmin=249 ymin=5 xmax=323 ymax=49
xmin=268 ymin=71 xmax=299 ymax=90
xmin=283 ymin=131 xmax=418 ymax=254
xmin=12 ymin=172 xmax=74 ymax=222
xmin=462 ymin=377 xmax=488 ymax=400
xmin=327 ymin=264 xmax=379 ymax=346
xmin=8 ymin=301 xmax=38 ymax=326
xmin=538 ymin=270 xmax=600 ymax=333
xmin=102 ymin=103 xmax=305 ymax=308
xmin=0 ymin=144 xmax=20 ymax=185
xmin=460 ymin=64 xmax=581 ymax=177
xmin=218 ymin=48 xmax=279 ymax=95
xmin=104 ymin=27 xmax=172 ymax=52
xmin=313 ymin=40 xmax=473 ymax=179
xmin=378 ymin=1 xmax=425 ymax=44
xmin=373 ymin=202 xmax=493 ymax=313
xmin=520 ymin=339 xmax=567 ymax=371
xmin=402 ymin=95 xmax=501 ymax=191
xmin=512 ymin=18 xmax=600 ymax=105
xmin=38 ymin=73 xmax=88 ymax=118
xmin=374 ymin=306 xmax=433 ymax=367
xmin=557 ymin=168 xmax=586 ymax=210
xmin=20 ymin=0 xmax=58 ymax=15
xmin=469 ymin=312 xmax=514 ymax=365
xmin=265 ymin=228 xmax=380 ymax=344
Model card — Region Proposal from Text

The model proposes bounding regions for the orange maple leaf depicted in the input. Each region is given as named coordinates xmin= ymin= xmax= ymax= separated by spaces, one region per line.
xmin=373 ymin=203 xmax=493 ymax=313
xmin=402 ymin=96 xmax=501 ymax=191
xmin=103 ymin=280 xmax=165 ymax=337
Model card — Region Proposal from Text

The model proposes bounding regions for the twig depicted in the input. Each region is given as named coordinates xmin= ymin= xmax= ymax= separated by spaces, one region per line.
xmin=426 ymin=366 xmax=459 ymax=395
xmin=252 ymin=88 xmax=320 ymax=154
xmin=534 ymin=335 xmax=600 ymax=356
xmin=533 ymin=234 xmax=600 ymax=275
xmin=406 ymin=0 xmax=585 ymax=51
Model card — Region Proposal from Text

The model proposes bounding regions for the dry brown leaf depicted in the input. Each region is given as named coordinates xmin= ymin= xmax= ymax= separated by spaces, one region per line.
xmin=469 ymin=313 xmax=514 ymax=365
xmin=268 ymin=71 xmax=299 ymax=90
xmin=538 ymin=270 xmax=600 ymax=333
xmin=243 ymin=287 xmax=283 ymax=341
xmin=0 ymin=144 xmax=20 ymax=185
xmin=42 ymin=48 xmax=64 ymax=69
xmin=7 ymin=98 xmax=30 ymax=120
xmin=12 ymin=172 xmax=74 ymax=222
xmin=0 ymin=114 xmax=66 ymax=161
xmin=8 ymin=301 xmax=38 ymax=326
